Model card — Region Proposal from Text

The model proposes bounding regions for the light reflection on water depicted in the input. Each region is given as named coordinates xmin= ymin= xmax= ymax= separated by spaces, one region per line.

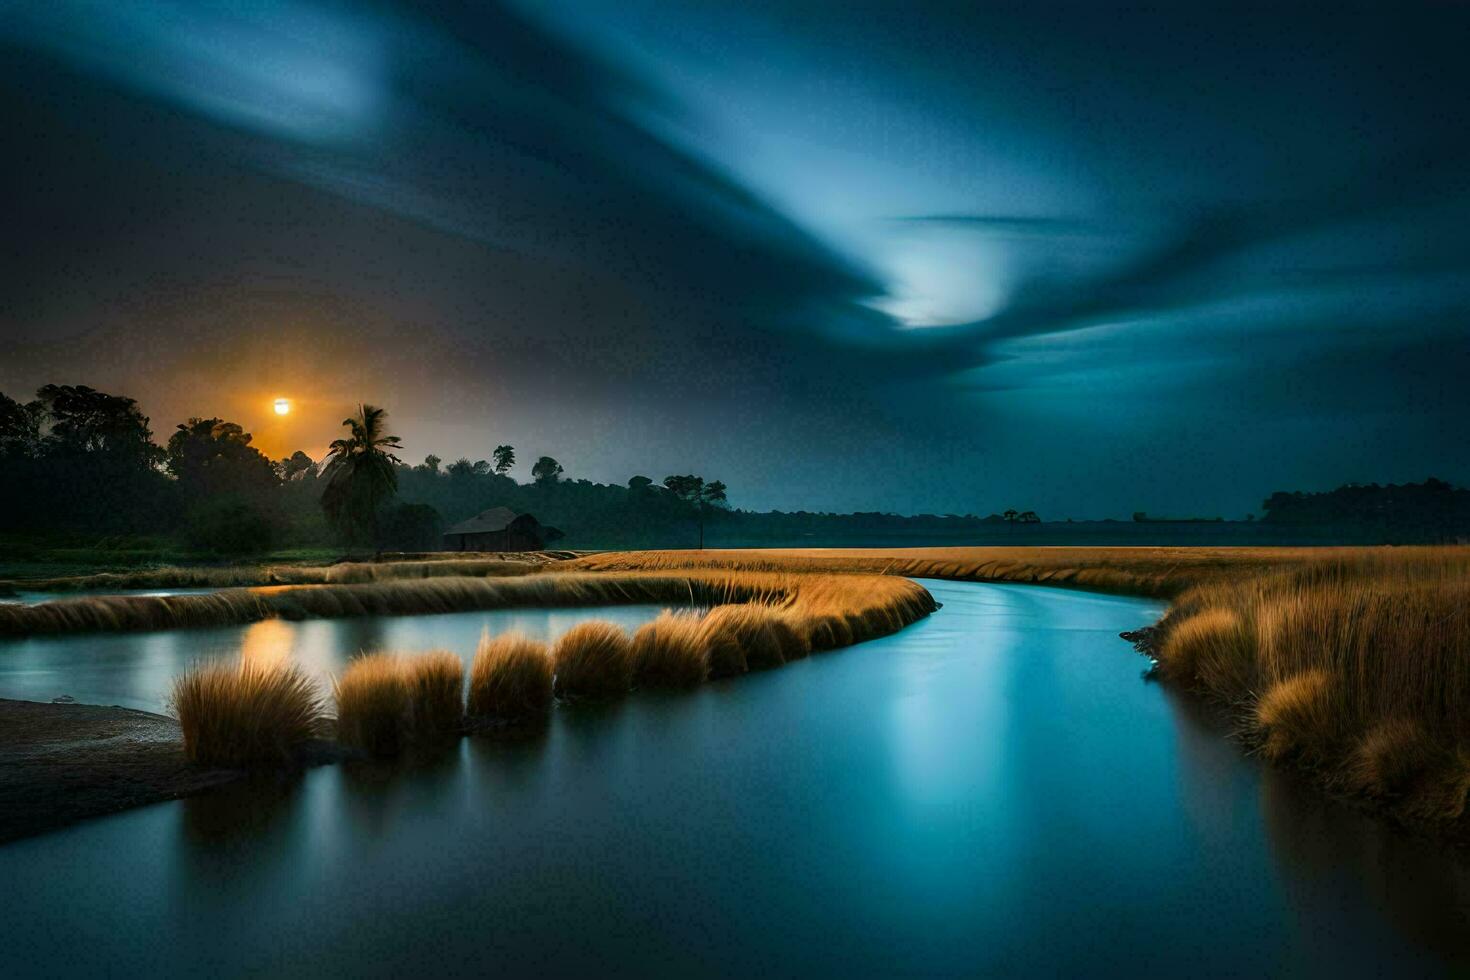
xmin=0 ymin=581 xmax=1468 ymax=976
xmin=0 ymin=603 xmax=674 ymax=711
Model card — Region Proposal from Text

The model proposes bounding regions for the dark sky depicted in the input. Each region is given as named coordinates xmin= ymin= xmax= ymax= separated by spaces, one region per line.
xmin=2 ymin=1 xmax=1467 ymax=517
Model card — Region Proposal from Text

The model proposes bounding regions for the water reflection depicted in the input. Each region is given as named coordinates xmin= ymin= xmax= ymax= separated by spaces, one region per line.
xmin=1261 ymin=764 xmax=1470 ymax=967
xmin=0 ymin=603 xmax=672 ymax=711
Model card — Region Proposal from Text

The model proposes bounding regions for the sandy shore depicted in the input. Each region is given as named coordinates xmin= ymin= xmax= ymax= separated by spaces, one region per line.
xmin=0 ymin=698 xmax=244 ymax=843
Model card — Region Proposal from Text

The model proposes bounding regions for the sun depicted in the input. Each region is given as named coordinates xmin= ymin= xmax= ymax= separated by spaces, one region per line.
xmin=273 ymin=398 xmax=291 ymax=416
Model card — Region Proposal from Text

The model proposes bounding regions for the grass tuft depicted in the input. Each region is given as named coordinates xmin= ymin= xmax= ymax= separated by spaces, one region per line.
xmin=1255 ymin=669 xmax=1338 ymax=763
xmin=404 ymin=650 xmax=464 ymax=739
xmin=702 ymin=604 xmax=785 ymax=670
xmin=630 ymin=612 xmax=710 ymax=688
xmin=468 ymin=632 xmax=553 ymax=721
xmin=335 ymin=653 xmax=412 ymax=757
xmin=552 ymin=621 xmax=634 ymax=699
xmin=170 ymin=660 xmax=323 ymax=767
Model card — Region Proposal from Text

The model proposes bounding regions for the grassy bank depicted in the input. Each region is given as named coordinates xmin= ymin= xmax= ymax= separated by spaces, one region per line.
xmin=572 ymin=546 xmax=1470 ymax=834
xmin=161 ymin=569 xmax=936 ymax=763
xmin=566 ymin=545 xmax=1356 ymax=598
xmin=0 ymin=568 xmax=932 ymax=637
xmin=0 ymin=551 xmax=572 ymax=594
xmin=1150 ymin=549 xmax=1470 ymax=828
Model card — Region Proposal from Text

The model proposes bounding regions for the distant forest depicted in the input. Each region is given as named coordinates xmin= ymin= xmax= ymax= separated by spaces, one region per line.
xmin=1 ymin=385 xmax=1466 ymax=557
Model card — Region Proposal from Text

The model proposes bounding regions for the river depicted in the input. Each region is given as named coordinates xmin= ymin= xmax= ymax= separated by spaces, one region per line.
xmin=1 ymin=580 xmax=1466 ymax=976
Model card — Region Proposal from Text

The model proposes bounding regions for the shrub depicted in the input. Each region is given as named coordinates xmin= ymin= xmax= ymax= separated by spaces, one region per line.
xmin=335 ymin=653 xmax=412 ymax=757
xmin=552 ymin=621 xmax=633 ymax=699
xmin=468 ymin=632 xmax=553 ymax=721
xmin=170 ymin=660 xmax=323 ymax=767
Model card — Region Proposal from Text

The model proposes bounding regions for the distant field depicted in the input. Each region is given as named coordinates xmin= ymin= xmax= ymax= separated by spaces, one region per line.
xmin=568 ymin=545 xmax=1389 ymax=598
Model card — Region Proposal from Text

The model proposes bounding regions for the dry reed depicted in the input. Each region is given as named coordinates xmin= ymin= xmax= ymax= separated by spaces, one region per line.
xmin=404 ymin=650 xmax=465 ymax=739
xmin=630 ymin=612 xmax=710 ymax=688
xmin=468 ymin=632 xmax=553 ymax=721
xmin=1148 ymin=549 xmax=1470 ymax=823
xmin=170 ymin=660 xmax=324 ymax=767
xmin=553 ymin=621 xmax=634 ymax=699
xmin=334 ymin=653 xmax=412 ymax=757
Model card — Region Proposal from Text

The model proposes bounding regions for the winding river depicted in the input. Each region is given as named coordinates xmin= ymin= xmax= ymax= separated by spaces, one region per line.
xmin=1 ymin=580 xmax=1467 ymax=976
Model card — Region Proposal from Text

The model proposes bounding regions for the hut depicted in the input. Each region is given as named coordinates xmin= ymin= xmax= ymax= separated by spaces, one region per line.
xmin=441 ymin=507 xmax=561 ymax=552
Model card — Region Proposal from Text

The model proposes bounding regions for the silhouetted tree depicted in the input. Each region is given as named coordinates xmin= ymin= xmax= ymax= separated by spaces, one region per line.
xmin=447 ymin=457 xmax=475 ymax=478
xmin=1018 ymin=510 xmax=1040 ymax=524
xmin=279 ymin=451 xmax=316 ymax=481
xmin=493 ymin=445 xmax=515 ymax=476
xmin=662 ymin=474 xmax=728 ymax=548
xmin=321 ymin=404 xmax=404 ymax=545
xmin=628 ymin=475 xmax=654 ymax=492
xmin=0 ymin=392 xmax=43 ymax=459
xmin=532 ymin=456 xmax=563 ymax=484
xmin=417 ymin=454 xmax=442 ymax=475
xmin=472 ymin=459 xmax=491 ymax=476
xmin=1003 ymin=509 xmax=1019 ymax=523
xmin=167 ymin=418 xmax=278 ymax=500
xmin=36 ymin=384 xmax=163 ymax=469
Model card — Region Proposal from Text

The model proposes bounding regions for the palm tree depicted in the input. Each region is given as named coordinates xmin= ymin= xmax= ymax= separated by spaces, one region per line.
xmin=320 ymin=404 xmax=404 ymax=545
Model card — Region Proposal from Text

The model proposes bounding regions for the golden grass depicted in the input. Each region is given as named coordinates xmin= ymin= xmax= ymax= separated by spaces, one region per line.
xmin=334 ymin=653 xmax=412 ymax=757
xmin=553 ymin=622 xmax=635 ymax=699
xmin=630 ymin=612 xmax=710 ymax=688
xmin=468 ymin=632 xmax=553 ymax=721
xmin=0 ymin=568 xmax=936 ymax=637
xmin=1148 ymin=549 xmax=1470 ymax=824
xmin=569 ymin=545 xmax=1460 ymax=599
xmin=701 ymin=604 xmax=786 ymax=670
xmin=152 ymin=565 xmax=934 ymax=764
xmin=0 ymin=555 xmax=556 ymax=595
xmin=169 ymin=660 xmax=324 ymax=767
xmin=404 ymin=650 xmax=465 ymax=739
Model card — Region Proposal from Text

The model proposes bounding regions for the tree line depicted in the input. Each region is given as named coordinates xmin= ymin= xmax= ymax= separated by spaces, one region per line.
xmin=0 ymin=385 xmax=738 ymax=555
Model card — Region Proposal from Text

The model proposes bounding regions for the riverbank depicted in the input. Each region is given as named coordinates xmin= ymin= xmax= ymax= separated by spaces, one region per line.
xmin=570 ymin=547 xmax=1470 ymax=841
xmin=0 ymin=550 xmax=578 ymax=596
xmin=0 ymin=698 xmax=244 ymax=843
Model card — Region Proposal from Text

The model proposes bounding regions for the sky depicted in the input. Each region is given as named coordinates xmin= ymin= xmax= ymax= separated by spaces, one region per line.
xmin=1 ymin=1 xmax=1467 ymax=518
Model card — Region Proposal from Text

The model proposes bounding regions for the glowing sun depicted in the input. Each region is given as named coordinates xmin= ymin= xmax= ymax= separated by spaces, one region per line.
xmin=273 ymin=398 xmax=291 ymax=416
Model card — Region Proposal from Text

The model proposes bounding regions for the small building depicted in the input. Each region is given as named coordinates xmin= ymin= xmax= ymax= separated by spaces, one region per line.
xmin=441 ymin=507 xmax=561 ymax=552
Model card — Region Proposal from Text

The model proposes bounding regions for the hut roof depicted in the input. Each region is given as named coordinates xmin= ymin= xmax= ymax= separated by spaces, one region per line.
xmin=443 ymin=507 xmax=527 ymax=536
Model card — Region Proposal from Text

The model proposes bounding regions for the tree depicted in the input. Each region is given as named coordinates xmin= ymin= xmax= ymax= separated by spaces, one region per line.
xmin=1018 ymin=510 xmax=1040 ymax=523
xmin=493 ymin=445 xmax=515 ymax=476
xmin=1003 ymin=509 xmax=1019 ymax=524
xmin=417 ymin=454 xmax=442 ymax=475
xmin=662 ymin=474 xmax=728 ymax=549
xmin=0 ymin=392 xmax=43 ymax=459
xmin=472 ymin=459 xmax=491 ymax=477
xmin=320 ymin=404 xmax=404 ymax=545
xmin=279 ymin=451 xmax=316 ymax=481
xmin=532 ymin=456 xmax=563 ymax=484
xmin=166 ymin=418 xmax=278 ymax=500
xmin=447 ymin=457 xmax=475 ymax=478
xmin=627 ymin=475 xmax=654 ymax=492
xmin=35 ymin=384 xmax=163 ymax=468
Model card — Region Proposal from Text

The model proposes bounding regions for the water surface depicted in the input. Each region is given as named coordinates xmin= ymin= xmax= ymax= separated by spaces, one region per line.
xmin=1 ymin=580 xmax=1467 ymax=976
xmin=0 ymin=603 xmax=672 ymax=711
